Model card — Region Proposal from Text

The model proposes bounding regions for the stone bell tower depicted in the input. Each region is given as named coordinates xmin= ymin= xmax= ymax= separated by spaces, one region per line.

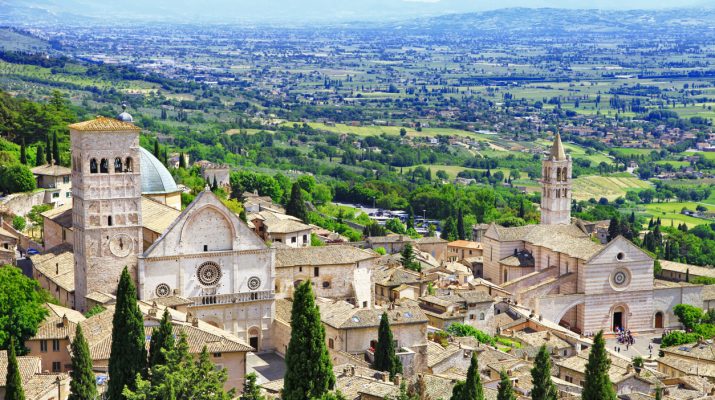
xmin=540 ymin=133 xmax=572 ymax=225
xmin=70 ymin=108 xmax=143 ymax=311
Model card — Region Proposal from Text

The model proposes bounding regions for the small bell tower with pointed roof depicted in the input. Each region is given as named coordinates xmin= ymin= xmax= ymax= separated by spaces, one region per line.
xmin=540 ymin=133 xmax=572 ymax=225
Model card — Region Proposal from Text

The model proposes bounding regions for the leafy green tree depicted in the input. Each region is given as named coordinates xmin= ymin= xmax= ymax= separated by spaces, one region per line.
xmin=0 ymin=164 xmax=37 ymax=193
xmin=12 ymin=216 xmax=25 ymax=231
xmin=441 ymin=216 xmax=458 ymax=241
xmin=497 ymin=369 xmax=516 ymax=400
xmin=373 ymin=313 xmax=402 ymax=379
xmin=0 ymin=266 xmax=48 ymax=354
xmin=69 ymin=325 xmax=98 ymax=400
xmin=530 ymin=345 xmax=557 ymax=400
xmin=582 ymin=331 xmax=616 ymax=400
xmin=148 ymin=309 xmax=175 ymax=369
xmin=240 ymin=372 xmax=264 ymax=400
xmin=108 ymin=267 xmax=147 ymax=400
xmin=673 ymin=304 xmax=704 ymax=331
xmin=286 ymin=182 xmax=308 ymax=222
xmin=5 ymin=337 xmax=25 ymax=400
xmin=124 ymin=333 xmax=235 ymax=400
xmin=386 ymin=218 xmax=406 ymax=234
xmin=35 ymin=145 xmax=44 ymax=167
xmin=283 ymin=281 xmax=335 ymax=400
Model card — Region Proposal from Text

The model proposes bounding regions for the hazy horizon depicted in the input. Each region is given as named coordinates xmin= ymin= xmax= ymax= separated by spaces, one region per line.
xmin=3 ymin=0 xmax=712 ymax=24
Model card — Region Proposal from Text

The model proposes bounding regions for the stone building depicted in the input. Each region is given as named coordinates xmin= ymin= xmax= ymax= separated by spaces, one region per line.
xmin=139 ymin=190 xmax=276 ymax=351
xmin=446 ymin=240 xmax=482 ymax=262
xmin=274 ymin=245 xmax=377 ymax=307
xmin=31 ymin=164 xmax=72 ymax=207
xmin=0 ymin=350 xmax=70 ymax=400
xmin=249 ymin=210 xmax=312 ymax=248
xmin=540 ymin=133 xmax=572 ymax=225
xmin=0 ymin=225 xmax=18 ymax=265
xmin=31 ymin=244 xmax=75 ymax=308
xmin=414 ymin=236 xmax=448 ymax=262
xmin=481 ymin=134 xmax=704 ymax=335
xmin=25 ymin=303 xmax=85 ymax=373
xmin=69 ymin=116 xmax=144 ymax=312
xmin=201 ymin=162 xmax=231 ymax=191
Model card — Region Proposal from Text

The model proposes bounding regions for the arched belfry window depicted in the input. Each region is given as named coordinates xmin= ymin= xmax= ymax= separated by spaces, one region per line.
xmin=90 ymin=158 xmax=98 ymax=174
xmin=100 ymin=159 xmax=109 ymax=173
xmin=125 ymin=157 xmax=133 ymax=172
xmin=114 ymin=158 xmax=123 ymax=173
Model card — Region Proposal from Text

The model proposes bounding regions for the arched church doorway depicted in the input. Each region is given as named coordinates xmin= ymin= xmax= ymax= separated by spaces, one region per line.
xmin=613 ymin=306 xmax=626 ymax=332
xmin=248 ymin=326 xmax=261 ymax=352
xmin=655 ymin=312 xmax=664 ymax=329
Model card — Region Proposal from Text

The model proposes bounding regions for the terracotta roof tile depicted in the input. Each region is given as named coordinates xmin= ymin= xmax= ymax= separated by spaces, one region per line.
xmin=275 ymin=245 xmax=377 ymax=267
xmin=68 ymin=116 xmax=140 ymax=132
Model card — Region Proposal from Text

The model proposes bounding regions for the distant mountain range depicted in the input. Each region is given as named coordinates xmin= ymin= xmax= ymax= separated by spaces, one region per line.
xmin=0 ymin=0 xmax=714 ymax=32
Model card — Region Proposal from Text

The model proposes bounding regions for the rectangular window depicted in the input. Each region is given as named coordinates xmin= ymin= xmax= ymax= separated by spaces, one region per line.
xmin=213 ymin=352 xmax=222 ymax=358
xmin=40 ymin=340 xmax=48 ymax=352
xmin=52 ymin=361 xmax=61 ymax=372
xmin=303 ymin=235 xmax=308 ymax=243
xmin=66 ymin=192 xmax=71 ymax=198
xmin=52 ymin=339 xmax=60 ymax=351
xmin=52 ymin=192 xmax=59 ymax=198
xmin=204 ymin=245 xmax=208 ymax=252
xmin=291 ymin=237 xmax=297 ymax=243
xmin=63 ymin=176 xmax=70 ymax=184
xmin=469 ymin=314 xmax=476 ymax=320
xmin=314 ymin=267 xmax=319 ymax=277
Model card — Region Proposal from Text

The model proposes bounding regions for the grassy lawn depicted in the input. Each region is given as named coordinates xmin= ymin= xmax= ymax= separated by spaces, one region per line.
xmin=639 ymin=202 xmax=713 ymax=228
xmin=611 ymin=147 xmax=654 ymax=157
xmin=535 ymin=139 xmax=613 ymax=165
xmin=571 ymin=175 xmax=652 ymax=201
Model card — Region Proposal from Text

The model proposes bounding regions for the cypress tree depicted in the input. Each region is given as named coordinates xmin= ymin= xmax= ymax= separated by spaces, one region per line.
xmin=530 ymin=345 xmax=557 ymax=400
xmin=283 ymin=281 xmax=335 ymax=400
xmin=108 ymin=267 xmax=147 ymax=400
xmin=582 ymin=331 xmax=616 ymax=400
xmin=496 ymin=369 xmax=516 ymax=400
xmin=5 ymin=337 xmax=25 ymax=400
xmin=148 ymin=309 xmax=175 ymax=369
xmin=69 ymin=325 xmax=98 ymax=400
xmin=153 ymin=139 xmax=160 ymax=158
xmin=286 ymin=182 xmax=308 ymax=222
xmin=179 ymin=152 xmax=186 ymax=169
xmin=45 ymin=134 xmax=52 ymax=165
xmin=655 ymin=387 xmax=662 ymax=400
xmin=52 ymin=132 xmax=59 ymax=165
xmin=35 ymin=145 xmax=45 ymax=167
xmin=19 ymin=140 xmax=26 ymax=165
xmin=373 ymin=312 xmax=402 ymax=379
xmin=212 ymin=176 xmax=219 ymax=191
xmin=400 ymin=243 xmax=420 ymax=272
xmin=457 ymin=208 xmax=466 ymax=240
xmin=451 ymin=353 xmax=484 ymax=400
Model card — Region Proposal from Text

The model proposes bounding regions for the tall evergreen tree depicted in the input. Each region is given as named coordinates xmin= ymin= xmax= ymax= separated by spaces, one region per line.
xmin=212 ymin=176 xmax=219 ymax=191
xmin=69 ymin=325 xmax=98 ymax=400
xmin=655 ymin=387 xmax=662 ymax=400
xmin=286 ymin=182 xmax=308 ymax=222
xmin=400 ymin=243 xmax=420 ymax=272
xmin=19 ymin=140 xmax=26 ymax=165
xmin=153 ymin=139 xmax=160 ymax=158
xmin=496 ymin=370 xmax=516 ymax=400
xmin=35 ymin=145 xmax=45 ymax=167
xmin=373 ymin=312 xmax=402 ymax=379
xmin=530 ymin=345 xmax=557 ymax=400
xmin=179 ymin=152 xmax=186 ymax=169
xmin=283 ymin=281 xmax=335 ymax=400
xmin=108 ymin=267 xmax=147 ymax=400
xmin=45 ymin=134 xmax=52 ymax=165
xmin=457 ymin=208 xmax=466 ymax=240
xmin=441 ymin=216 xmax=458 ymax=241
xmin=5 ymin=337 xmax=25 ymax=400
xmin=607 ymin=216 xmax=620 ymax=241
xmin=148 ymin=309 xmax=175 ymax=369
xmin=52 ymin=132 xmax=59 ymax=164
xmin=451 ymin=353 xmax=484 ymax=400
xmin=582 ymin=331 xmax=616 ymax=400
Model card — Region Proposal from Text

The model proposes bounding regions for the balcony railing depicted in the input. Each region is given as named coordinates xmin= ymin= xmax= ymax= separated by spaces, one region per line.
xmin=189 ymin=290 xmax=275 ymax=307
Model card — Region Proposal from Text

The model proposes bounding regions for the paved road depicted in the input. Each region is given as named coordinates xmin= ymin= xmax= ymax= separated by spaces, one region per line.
xmin=247 ymin=352 xmax=286 ymax=384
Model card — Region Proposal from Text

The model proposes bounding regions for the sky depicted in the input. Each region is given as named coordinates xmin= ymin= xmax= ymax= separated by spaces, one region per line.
xmin=9 ymin=0 xmax=712 ymax=23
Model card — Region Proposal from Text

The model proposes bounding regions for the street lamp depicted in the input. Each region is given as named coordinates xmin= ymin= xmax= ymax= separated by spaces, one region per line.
xmin=55 ymin=375 xmax=61 ymax=400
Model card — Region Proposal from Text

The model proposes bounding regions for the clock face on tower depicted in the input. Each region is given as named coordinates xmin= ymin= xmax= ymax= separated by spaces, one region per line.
xmin=108 ymin=234 xmax=134 ymax=258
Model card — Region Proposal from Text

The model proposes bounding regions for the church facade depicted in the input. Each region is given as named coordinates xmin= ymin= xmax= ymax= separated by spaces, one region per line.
xmin=482 ymin=134 xmax=703 ymax=335
xmin=69 ymin=114 xmax=275 ymax=351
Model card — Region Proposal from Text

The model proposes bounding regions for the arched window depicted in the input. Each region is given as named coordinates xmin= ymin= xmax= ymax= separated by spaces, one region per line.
xmin=90 ymin=158 xmax=98 ymax=174
xmin=479 ymin=312 xmax=485 ymax=321
xmin=114 ymin=158 xmax=123 ymax=173
xmin=100 ymin=158 xmax=109 ymax=173
xmin=125 ymin=157 xmax=133 ymax=172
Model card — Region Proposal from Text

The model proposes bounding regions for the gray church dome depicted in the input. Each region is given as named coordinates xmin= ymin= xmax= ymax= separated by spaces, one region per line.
xmin=117 ymin=103 xmax=134 ymax=122
xmin=139 ymin=147 xmax=179 ymax=194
